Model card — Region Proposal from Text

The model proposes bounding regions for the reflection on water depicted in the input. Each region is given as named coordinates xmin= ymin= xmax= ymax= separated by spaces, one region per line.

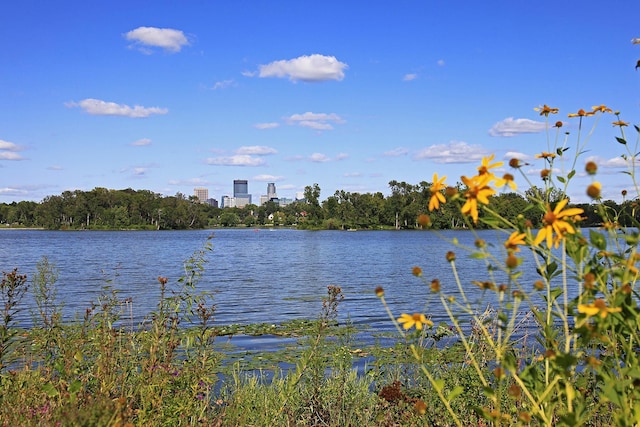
xmin=1 ymin=228 xmax=549 ymax=353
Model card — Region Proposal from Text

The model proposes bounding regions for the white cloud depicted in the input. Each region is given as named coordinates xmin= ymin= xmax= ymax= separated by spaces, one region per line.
xmin=414 ymin=141 xmax=487 ymax=163
xmin=285 ymin=112 xmax=345 ymax=130
xmin=236 ymin=145 xmax=277 ymax=155
xmin=437 ymin=59 xmax=445 ymax=66
xmin=205 ymin=155 xmax=266 ymax=166
xmin=503 ymin=151 xmax=533 ymax=163
xmin=489 ymin=117 xmax=546 ymax=137
xmin=66 ymin=98 xmax=168 ymax=118
xmin=384 ymin=147 xmax=408 ymax=157
xmin=253 ymin=174 xmax=284 ymax=182
xmin=124 ymin=26 xmax=189 ymax=53
xmin=132 ymin=167 xmax=147 ymax=176
xmin=403 ymin=73 xmax=417 ymax=81
xmin=344 ymin=172 xmax=362 ymax=177
xmin=258 ymin=54 xmax=348 ymax=82
xmin=0 ymin=139 xmax=22 ymax=151
xmin=0 ymin=139 xmax=25 ymax=160
xmin=0 ymin=152 xmax=25 ymax=160
xmin=586 ymin=155 xmax=640 ymax=169
xmin=212 ymin=80 xmax=234 ymax=90
xmin=335 ymin=152 xmax=349 ymax=160
xmin=309 ymin=153 xmax=330 ymax=162
xmin=253 ymin=122 xmax=280 ymax=130
xmin=131 ymin=138 xmax=152 ymax=146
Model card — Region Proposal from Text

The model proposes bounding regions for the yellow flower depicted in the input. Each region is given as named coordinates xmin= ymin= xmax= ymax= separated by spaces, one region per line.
xmin=568 ymin=109 xmax=595 ymax=118
xmin=494 ymin=173 xmax=517 ymax=190
xmin=535 ymin=104 xmax=559 ymax=116
xmin=477 ymin=154 xmax=503 ymax=177
xmin=577 ymin=299 xmax=621 ymax=319
xmin=612 ymin=120 xmax=629 ymax=127
xmin=533 ymin=199 xmax=584 ymax=248
xmin=591 ymin=105 xmax=612 ymax=113
xmin=504 ymin=231 xmax=526 ymax=252
xmin=397 ymin=313 xmax=433 ymax=330
xmin=429 ymin=173 xmax=447 ymax=211
xmin=587 ymin=182 xmax=601 ymax=199
xmin=461 ymin=174 xmax=495 ymax=223
xmin=535 ymin=151 xmax=556 ymax=160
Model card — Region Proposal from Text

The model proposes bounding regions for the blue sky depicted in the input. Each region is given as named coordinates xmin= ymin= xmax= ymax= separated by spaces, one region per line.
xmin=2 ymin=1 xmax=639 ymax=205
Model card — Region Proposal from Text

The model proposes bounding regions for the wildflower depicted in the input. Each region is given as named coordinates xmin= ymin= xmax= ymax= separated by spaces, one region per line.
xmin=493 ymin=367 xmax=505 ymax=379
xmin=445 ymin=186 xmax=458 ymax=197
xmin=477 ymin=154 xmax=503 ymax=177
xmin=577 ymin=298 xmax=622 ymax=319
xmin=612 ymin=120 xmax=629 ymax=127
xmin=397 ymin=313 xmax=433 ymax=330
xmin=540 ymin=168 xmax=550 ymax=180
xmin=412 ymin=266 xmax=422 ymax=277
xmin=587 ymin=182 xmax=601 ymax=199
xmin=506 ymin=254 xmax=519 ymax=269
xmin=592 ymin=105 xmax=612 ymax=113
xmin=508 ymin=384 xmax=521 ymax=398
xmin=504 ymin=231 xmax=526 ymax=252
xmin=533 ymin=199 xmax=584 ymax=248
xmin=472 ymin=280 xmax=495 ymax=291
xmin=446 ymin=251 xmax=456 ymax=262
xmin=554 ymin=121 xmax=563 ymax=128
xmin=568 ymin=109 xmax=595 ymax=118
xmin=417 ymin=213 xmax=431 ymax=227
xmin=158 ymin=276 xmax=168 ymax=285
xmin=430 ymin=279 xmax=441 ymax=292
xmin=585 ymin=161 xmax=598 ymax=175
xmin=414 ymin=399 xmax=427 ymax=415
xmin=495 ymin=173 xmax=517 ymax=190
xmin=474 ymin=238 xmax=486 ymax=248
xmin=536 ymin=151 xmax=556 ymax=160
xmin=622 ymin=189 xmax=628 ymax=197
xmin=509 ymin=158 xmax=522 ymax=168
xmin=535 ymin=104 xmax=559 ymax=116
xmin=375 ymin=286 xmax=384 ymax=297
xmin=429 ymin=173 xmax=447 ymax=211
xmin=460 ymin=174 xmax=495 ymax=223
xmin=533 ymin=280 xmax=545 ymax=291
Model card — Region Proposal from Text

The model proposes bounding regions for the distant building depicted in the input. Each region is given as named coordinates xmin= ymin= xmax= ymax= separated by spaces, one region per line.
xmin=205 ymin=198 xmax=219 ymax=208
xmin=260 ymin=182 xmax=279 ymax=206
xmin=233 ymin=179 xmax=251 ymax=208
xmin=194 ymin=187 xmax=209 ymax=203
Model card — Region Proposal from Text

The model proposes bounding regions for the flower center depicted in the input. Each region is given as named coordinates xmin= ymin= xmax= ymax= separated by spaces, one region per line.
xmin=543 ymin=211 xmax=557 ymax=225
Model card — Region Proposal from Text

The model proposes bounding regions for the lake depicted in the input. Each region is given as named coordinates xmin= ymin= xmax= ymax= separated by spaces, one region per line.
xmin=0 ymin=228 xmax=545 ymax=351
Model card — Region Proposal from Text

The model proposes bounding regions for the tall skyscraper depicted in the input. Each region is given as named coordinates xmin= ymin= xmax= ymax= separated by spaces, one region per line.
xmin=194 ymin=187 xmax=208 ymax=202
xmin=233 ymin=180 xmax=248 ymax=196
xmin=267 ymin=183 xmax=277 ymax=200
xmin=233 ymin=179 xmax=251 ymax=207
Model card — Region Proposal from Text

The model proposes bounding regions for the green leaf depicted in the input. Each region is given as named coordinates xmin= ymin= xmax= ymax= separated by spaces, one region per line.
xmin=557 ymin=176 xmax=566 ymax=183
xmin=616 ymin=136 xmax=627 ymax=145
xmin=589 ymin=229 xmax=607 ymax=250
xmin=567 ymin=170 xmax=576 ymax=180
xmin=69 ymin=379 xmax=82 ymax=395
xmin=470 ymin=252 xmax=487 ymax=259
xmin=42 ymin=382 xmax=59 ymax=398
xmin=447 ymin=385 xmax=464 ymax=402
xmin=635 ymin=124 xmax=640 ymax=134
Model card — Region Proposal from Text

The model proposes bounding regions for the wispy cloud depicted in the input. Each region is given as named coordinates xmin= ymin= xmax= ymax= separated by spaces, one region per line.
xmin=205 ymin=155 xmax=266 ymax=166
xmin=0 ymin=139 xmax=26 ymax=160
xmin=437 ymin=59 xmax=445 ymax=66
xmin=336 ymin=153 xmax=349 ymax=160
xmin=131 ymin=138 xmax=152 ymax=146
xmin=285 ymin=112 xmax=345 ymax=130
xmin=212 ymin=79 xmax=234 ymax=90
xmin=384 ymin=147 xmax=409 ymax=157
xmin=124 ymin=26 xmax=189 ymax=53
xmin=403 ymin=73 xmax=417 ymax=81
xmin=258 ymin=54 xmax=348 ymax=82
xmin=253 ymin=122 xmax=280 ymax=130
xmin=414 ymin=141 xmax=487 ymax=163
xmin=66 ymin=98 xmax=168 ymax=118
xmin=489 ymin=117 xmax=546 ymax=137
xmin=236 ymin=145 xmax=277 ymax=155
xmin=253 ymin=174 xmax=284 ymax=182
xmin=309 ymin=152 xmax=330 ymax=162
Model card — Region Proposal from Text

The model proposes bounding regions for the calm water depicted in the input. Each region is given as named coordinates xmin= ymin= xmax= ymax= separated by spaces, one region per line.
xmin=1 ymin=228 xmax=544 ymax=349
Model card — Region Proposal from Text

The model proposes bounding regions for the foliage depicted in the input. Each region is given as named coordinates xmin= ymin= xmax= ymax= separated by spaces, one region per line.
xmin=378 ymin=103 xmax=640 ymax=426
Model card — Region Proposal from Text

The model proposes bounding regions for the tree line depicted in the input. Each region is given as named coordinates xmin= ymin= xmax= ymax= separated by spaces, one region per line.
xmin=0 ymin=183 xmax=635 ymax=230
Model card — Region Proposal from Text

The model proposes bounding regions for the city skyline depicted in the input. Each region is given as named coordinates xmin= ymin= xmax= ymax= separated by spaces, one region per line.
xmin=2 ymin=1 xmax=639 ymax=205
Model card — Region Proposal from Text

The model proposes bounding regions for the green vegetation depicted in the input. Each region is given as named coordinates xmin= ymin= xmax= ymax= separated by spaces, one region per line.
xmin=1 ymin=182 xmax=636 ymax=231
